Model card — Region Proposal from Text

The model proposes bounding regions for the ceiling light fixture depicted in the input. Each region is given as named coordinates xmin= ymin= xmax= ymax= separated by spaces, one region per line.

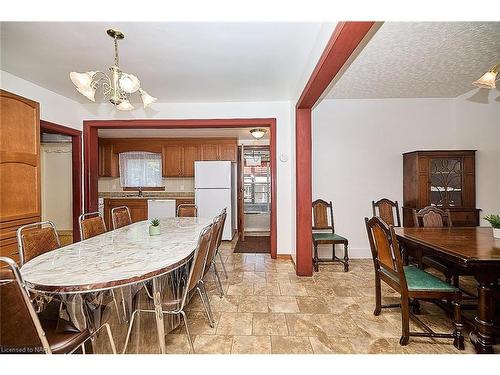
xmin=70 ymin=29 xmax=157 ymax=111
xmin=472 ymin=63 xmax=499 ymax=89
xmin=250 ymin=128 xmax=267 ymax=140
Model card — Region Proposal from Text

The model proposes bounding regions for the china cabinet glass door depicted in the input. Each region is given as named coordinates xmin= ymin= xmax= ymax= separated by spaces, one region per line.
xmin=429 ymin=158 xmax=462 ymax=207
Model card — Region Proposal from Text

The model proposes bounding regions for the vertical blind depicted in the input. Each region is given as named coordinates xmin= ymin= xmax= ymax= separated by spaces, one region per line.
xmin=119 ymin=152 xmax=163 ymax=187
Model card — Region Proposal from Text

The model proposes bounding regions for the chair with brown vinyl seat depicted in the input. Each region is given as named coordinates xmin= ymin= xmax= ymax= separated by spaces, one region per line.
xmin=311 ymin=199 xmax=349 ymax=272
xmin=214 ymin=208 xmax=228 ymax=279
xmin=111 ymin=206 xmax=132 ymax=230
xmin=17 ymin=221 xmax=61 ymax=266
xmin=372 ymin=198 xmax=401 ymax=227
xmin=122 ymin=223 xmax=214 ymax=354
xmin=176 ymin=204 xmax=198 ymax=218
xmin=203 ymin=212 xmax=226 ymax=297
xmin=364 ymin=216 xmax=464 ymax=349
xmin=78 ymin=212 xmax=107 ymax=240
xmin=0 ymin=257 xmax=117 ymax=354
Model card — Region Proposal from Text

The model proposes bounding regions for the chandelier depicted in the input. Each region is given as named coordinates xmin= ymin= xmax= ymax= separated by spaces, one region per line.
xmin=69 ymin=29 xmax=157 ymax=111
xmin=472 ymin=63 xmax=499 ymax=89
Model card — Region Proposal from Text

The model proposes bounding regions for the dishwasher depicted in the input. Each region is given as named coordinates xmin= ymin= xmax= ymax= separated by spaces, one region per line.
xmin=147 ymin=199 xmax=176 ymax=219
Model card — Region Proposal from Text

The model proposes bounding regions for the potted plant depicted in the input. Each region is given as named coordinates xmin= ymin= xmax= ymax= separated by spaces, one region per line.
xmin=149 ymin=218 xmax=161 ymax=236
xmin=484 ymin=214 xmax=500 ymax=239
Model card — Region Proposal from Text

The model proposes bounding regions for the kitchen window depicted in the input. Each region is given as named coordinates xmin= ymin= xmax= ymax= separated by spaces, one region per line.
xmin=119 ymin=152 xmax=163 ymax=188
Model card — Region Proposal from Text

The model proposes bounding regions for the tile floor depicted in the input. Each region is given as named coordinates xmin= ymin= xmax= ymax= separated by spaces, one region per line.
xmin=95 ymin=240 xmax=498 ymax=354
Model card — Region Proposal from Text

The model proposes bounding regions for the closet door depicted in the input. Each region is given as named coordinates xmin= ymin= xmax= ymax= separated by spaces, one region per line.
xmin=0 ymin=90 xmax=41 ymax=261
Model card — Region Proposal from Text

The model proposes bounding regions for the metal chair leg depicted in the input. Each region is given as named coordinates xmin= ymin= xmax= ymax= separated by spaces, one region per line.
xmin=122 ymin=309 xmax=140 ymax=354
xmin=196 ymin=284 xmax=215 ymax=327
xmin=217 ymin=252 xmax=228 ymax=279
xmin=212 ymin=262 xmax=224 ymax=298
xmin=111 ymin=289 xmax=122 ymax=323
xmin=120 ymin=288 xmax=129 ymax=323
xmin=200 ymin=280 xmax=215 ymax=326
xmin=180 ymin=310 xmax=194 ymax=354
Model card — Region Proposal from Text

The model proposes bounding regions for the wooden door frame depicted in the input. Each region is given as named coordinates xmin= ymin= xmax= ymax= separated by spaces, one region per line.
xmin=40 ymin=120 xmax=83 ymax=242
xmin=83 ymin=118 xmax=277 ymax=259
xmin=294 ymin=21 xmax=376 ymax=275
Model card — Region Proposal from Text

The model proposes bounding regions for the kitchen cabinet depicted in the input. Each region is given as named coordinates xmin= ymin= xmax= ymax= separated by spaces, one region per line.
xmin=162 ymin=144 xmax=183 ymax=177
xmin=98 ymin=140 xmax=119 ymax=177
xmin=201 ymin=142 xmax=237 ymax=162
xmin=0 ymin=90 xmax=41 ymax=263
xmin=182 ymin=145 xmax=200 ymax=177
xmin=402 ymin=150 xmax=480 ymax=227
xmin=103 ymin=198 xmax=148 ymax=229
xmin=200 ymin=143 xmax=219 ymax=161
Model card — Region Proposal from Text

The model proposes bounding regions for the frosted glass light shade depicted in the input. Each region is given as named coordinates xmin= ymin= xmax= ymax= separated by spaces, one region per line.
xmin=250 ymin=128 xmax=267 ymax=139
xmin=473 ymin=70 xmax=498 ymax=89
xmin=119 ymin=73 xmax=140 ymax=93
xmin=77 ymin=86 xmax=96 ymax=102
xmin=139 ymin=88 xmax=157 ymax=108
xmin=70 ymin=71 xmax=95 ymax=91
xmin=116 ymin=99 xmax=134 ymax=111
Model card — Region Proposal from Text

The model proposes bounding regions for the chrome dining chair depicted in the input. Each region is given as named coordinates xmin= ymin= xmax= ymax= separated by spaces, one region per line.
xmin=0 ymin=257 xmax=117 ymax=354
xmin=111 ymin=206 xmax=132 ymax=230
xmin=215 ymin=208 xmax=228 ymax=279
xmin=17 ymin=221 xmax=61 ymax=266
xmin=203 ymin=212 xmax=226 ymax=297
xmin=78 ymin=212 xmax=106 ymax=240
xmin=177 ymin=204 xmax=198 ymax=218
xmin=122 ymin=223 xmax=214 ymax=354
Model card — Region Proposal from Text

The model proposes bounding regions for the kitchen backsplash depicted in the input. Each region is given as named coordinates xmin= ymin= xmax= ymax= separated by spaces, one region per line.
xmin=98 ymin=177 xmax=195 ymax=193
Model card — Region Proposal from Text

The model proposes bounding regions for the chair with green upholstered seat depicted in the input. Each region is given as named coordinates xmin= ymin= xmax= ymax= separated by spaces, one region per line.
xmin=311 ymin=199 xmax=349 ymax=272
xmin=364 ymin=216 xmax=464 ymax=349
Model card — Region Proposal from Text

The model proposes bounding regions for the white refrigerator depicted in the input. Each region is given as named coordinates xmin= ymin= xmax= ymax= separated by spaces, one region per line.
xmin=195 ymin=161 xmax=237 ymax=241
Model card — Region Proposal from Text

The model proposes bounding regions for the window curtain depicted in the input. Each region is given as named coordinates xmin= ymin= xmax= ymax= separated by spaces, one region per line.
xmin=119 ymin=152 xmax=163 ymax=187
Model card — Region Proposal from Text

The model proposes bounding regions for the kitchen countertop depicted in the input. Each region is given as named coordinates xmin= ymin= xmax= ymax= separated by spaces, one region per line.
xmin=99 ymin=192 xmax=194 ymax=199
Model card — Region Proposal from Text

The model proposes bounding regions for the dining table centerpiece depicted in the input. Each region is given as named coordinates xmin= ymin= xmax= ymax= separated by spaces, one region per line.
xmin=484 ymin=214 xmax=500 ymax=239
xmin=149 ymin=218 xmax=161 ymax=236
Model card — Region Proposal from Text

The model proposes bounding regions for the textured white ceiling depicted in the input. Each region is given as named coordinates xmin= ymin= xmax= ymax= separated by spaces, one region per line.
xmin=0 ymin=22 xmax=334 ymax=103
xmin=327 ymin=22 xmax=500 ymax=99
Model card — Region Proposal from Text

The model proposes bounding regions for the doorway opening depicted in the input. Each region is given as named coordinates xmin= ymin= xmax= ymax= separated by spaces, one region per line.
xmin=235 ymin=145 xmax=271 ymax=253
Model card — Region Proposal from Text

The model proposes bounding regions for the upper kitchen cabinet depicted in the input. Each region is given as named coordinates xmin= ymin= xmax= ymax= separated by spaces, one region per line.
xmin=200 ymin=143 xmax=219 ymax=161
xmin=162 ymin=144 xmax=183 ymax=177
xmin=402 ymin=150 xmax=480 ymax=227
xmin=182 ymin=144 xmax=200 ymax=177
xmin=98 ymin=139 xmax=119 ymax=177
xmin=218 ymin=142 xmax=238 ymax=161
xmin=201 ymin=141 xmax=237 ymax=162
xmin=0 ymin=90 xmax=41 ymax=262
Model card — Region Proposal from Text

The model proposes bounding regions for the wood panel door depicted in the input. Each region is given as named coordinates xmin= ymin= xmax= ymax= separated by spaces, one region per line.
xmin=200 ymin=143 xmax=219 ymax=161
xmin=218 ymin=143 xmax=237 ymax=162
xmin=163 ymin=145 xmax=183 ymax=177
xmin=0 ymin=90 xmax=41 ymax=261
xmin=182 ymin=145 xmax=199 ymax=177
xmin=98 ymin=141 xmax=119 ymax=177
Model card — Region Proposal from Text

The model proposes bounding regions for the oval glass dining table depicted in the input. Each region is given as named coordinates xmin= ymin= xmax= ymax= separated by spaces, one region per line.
xmin=20 ymin=217 xmax=211 ymax=354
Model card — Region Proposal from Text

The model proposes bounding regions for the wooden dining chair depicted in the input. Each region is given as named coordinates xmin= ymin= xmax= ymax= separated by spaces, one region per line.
xmin=311 ymin=199 xmax=349 ymax=272
xmin=122 ymin=223 xmax=214 ymax=354
xmin=111 ymin=206 xmax=132 ymax=230
xmin=203 ymin=212 xmax=226 ymax=297
xmin=372 ymin=198 xmax=401 ymax=227
xmin=79 ymin=212 xmax=106 ymax=240
xmin=0 ymin=256 xmax=117 ymax=354
xmin=17 ymin=221 xmax=61 ymax=266
xmin=177 ymin=204 xmax=198 ymax=218
xmin=364 ymin=216 xmax=464 ymax=349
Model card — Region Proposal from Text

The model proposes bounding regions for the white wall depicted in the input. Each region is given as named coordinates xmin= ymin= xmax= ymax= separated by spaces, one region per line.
xmin=1 ymin=70 xmax=84 ymax=129
xmin=41 ymin=143 xmax=73 ymax=230
xmin=313 ymin=94 xmax=499 ymax=258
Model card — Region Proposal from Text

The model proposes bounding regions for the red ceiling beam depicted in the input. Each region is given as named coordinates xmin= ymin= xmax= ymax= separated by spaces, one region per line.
xmin=294 ymin=21 xmax=376 ymax=276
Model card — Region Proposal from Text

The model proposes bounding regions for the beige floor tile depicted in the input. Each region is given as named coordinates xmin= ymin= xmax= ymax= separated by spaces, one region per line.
xmin=253 ymin=282 xmax=281 ymax=296
xmin=252 ymin=313 xmax=289 ymax=335
xmin=271 ymin=336 xmax=313 ymax=354
xmin=227 ymin=282 xmax=254 ymax=296
xmin=194 ymin=335 xmax=233 ymax=354
xmin=268 ymin=296 xmax=300 ymax=313
xmin=216 ymin=312 xmax=253 ymax=335
xmin=279 ymin=282 xmax=309 ymax=296
xmin=286 ymin=314 xmax=327 ymax=336
xmin=309 ymin=336 xmax=354 ymax=354
xmin=231 ymin=335 xmax=272 ymax=354
xmin=296 ymin=296 xmax=331 ymax=313
xmin=209 ymin=295 xmax=240 ymax=312
xmin=238 ymin=295 xmax=269 ymax=313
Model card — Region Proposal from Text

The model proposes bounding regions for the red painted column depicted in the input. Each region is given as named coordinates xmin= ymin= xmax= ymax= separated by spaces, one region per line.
xmin=295 ymin=108 xmax=313 ymax=276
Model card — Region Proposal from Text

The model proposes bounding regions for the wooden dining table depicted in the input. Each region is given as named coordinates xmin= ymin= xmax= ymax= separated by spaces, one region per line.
xmin=394 ymin=226 xmax=500 ymax=354
xmin=20 ymin=217 xmax=211 ymax=354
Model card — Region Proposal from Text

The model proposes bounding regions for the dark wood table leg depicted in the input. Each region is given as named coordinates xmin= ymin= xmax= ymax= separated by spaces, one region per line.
xmin=470 ymin=279 xmax=496 ymax=354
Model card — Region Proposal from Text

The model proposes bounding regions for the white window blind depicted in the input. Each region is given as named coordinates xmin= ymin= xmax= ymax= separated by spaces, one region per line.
xmin=119 ymin=152 xmax=163 ymax=187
